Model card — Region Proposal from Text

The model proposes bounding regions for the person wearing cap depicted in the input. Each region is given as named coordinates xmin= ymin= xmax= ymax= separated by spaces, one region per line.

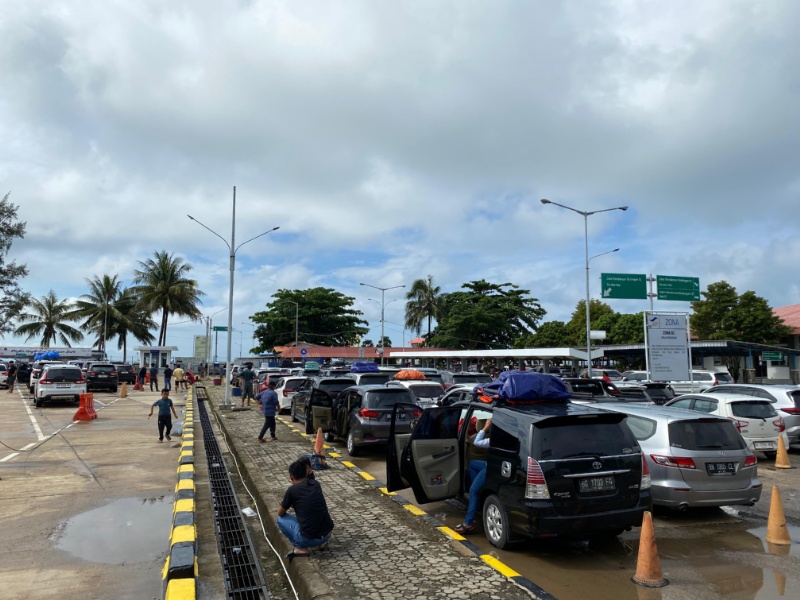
xmin=255 ymin=380 xmax=280 ymax=443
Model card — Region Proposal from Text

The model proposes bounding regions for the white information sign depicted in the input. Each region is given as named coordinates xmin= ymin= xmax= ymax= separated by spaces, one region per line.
xmin=645 ymin=312 xmax=690 ymax=382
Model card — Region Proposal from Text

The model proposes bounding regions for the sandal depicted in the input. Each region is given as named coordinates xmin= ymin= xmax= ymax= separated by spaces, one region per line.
xmin=454 ymin=523 xmax=476 ymax=534
xmin=285 ymin=549 xmax=310 ymax=562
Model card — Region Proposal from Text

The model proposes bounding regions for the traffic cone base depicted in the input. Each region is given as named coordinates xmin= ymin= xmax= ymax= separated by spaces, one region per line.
xmin=631 ymin=511 xmax=669 ymax=588
xmin=774 ymin=435 xmax=792 ymax=469
xmin=764 ymin=485 xmax=792 ymax=545
xmin=120 ymin=382 xmax=128 ymax=398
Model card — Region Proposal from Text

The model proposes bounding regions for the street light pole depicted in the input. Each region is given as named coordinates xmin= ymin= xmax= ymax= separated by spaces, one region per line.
xmin=279 ymin=301 xmax=299 ymax=348
xmin=189 ymin=186 xmax=279 ymax=408
xmin=360 ymin=283 xmax=405 ymax=366
xmin=541 ymin=199 xmax=628 ymax=378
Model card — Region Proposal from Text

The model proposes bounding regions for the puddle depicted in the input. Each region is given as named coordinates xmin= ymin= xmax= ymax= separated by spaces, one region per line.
xmin=748 ymin=525 xmax=800 ymax=559
xmin=56 ymin=496 xmax=172 ymax=564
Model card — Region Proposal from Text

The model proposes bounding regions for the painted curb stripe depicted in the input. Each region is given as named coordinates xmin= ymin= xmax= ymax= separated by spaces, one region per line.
xmin=404 ymin=504 xmax=427 ymax=516
xmin=358 ymin=471 xmax=376 ymax=481
xmin=341 ymin=461 xmax=356 ymax=468
xmin=378 ymin=487 xmax=397 ymax=496
xmin=481 ymin=554 xmax=521 ymax=578
xmin=165 ymin=577 xmax=196 ymax=599
xmin=437 ymin=526 xmax=466 ymax=541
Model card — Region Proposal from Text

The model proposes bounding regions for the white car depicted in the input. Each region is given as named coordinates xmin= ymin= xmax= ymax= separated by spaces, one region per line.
xmin=273 ymin=376 xmax=309 ymax=413
xmin=34 ymin=364 xmax=87 ymax=408
xmin=667 ymin=370 xmax=734 ymax=394
xmin=666 ymin=392 xmax=787 ymax=458
xmin=387 ymin=380 xmax=446 ymax=409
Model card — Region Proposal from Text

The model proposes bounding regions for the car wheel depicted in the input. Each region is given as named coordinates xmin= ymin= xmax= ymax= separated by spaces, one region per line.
xmin=483 ymin=494 xmax=511 ymax=550
xmin=304 ymin=414 xmax=314 ymax=435
xmin=764 ymin=451 xmax=777 ymax=459
xmin=324 ymin=431 xmax=336 ymax=443
xmin=35 ymin=398 xmax=43 ymax=408
xmin=346 ymin=431 xmax=361 ymax=457
xmin=290 ymin=402 xmax=299 ymax=423
xmin=74 ymin=395 xmax=81 ymax=403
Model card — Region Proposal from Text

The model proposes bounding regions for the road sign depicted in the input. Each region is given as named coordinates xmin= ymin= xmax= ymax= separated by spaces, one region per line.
xmin=300 ymin=348 xmax=307 ymax=356
xmin=213 ymin=326 xmax=228 ymax=332
xmin=600 ymin=273 xmax=647 ymax=300
xmin=762 ymin=351 xmax=783 ymax=361
xmin=15 ymin=353 xmax=27 ymax=358
xmin=656 ymin=276 xmax=700 ymax=301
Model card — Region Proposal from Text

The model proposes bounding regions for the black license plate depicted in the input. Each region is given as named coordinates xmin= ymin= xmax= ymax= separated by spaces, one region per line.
xmin=579 ymin=476 xmax=615 ymax=493
xmin=706 ymin=462 xmax=736 ymax=475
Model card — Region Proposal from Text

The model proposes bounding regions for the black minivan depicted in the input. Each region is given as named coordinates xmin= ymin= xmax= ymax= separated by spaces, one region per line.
xmin=387 ymin=399 xmax=651 ymax=549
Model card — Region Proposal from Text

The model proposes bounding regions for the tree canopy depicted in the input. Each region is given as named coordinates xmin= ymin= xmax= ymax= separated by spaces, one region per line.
xmin=0 ymin=193 xmax=29 ymax=335
xmin=14 ymin=290 xmax=83 ymax=347
xmin=251 ymin=288 xmax=368 ymax=350
xmin=428 ymin=280 xmax=546 ymax=349
xmin=404 ymin=275 xmax=444 ymax=340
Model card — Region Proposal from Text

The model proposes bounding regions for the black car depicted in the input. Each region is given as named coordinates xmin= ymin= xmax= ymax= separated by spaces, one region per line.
xmin=291 ymin=376 xmax=356 ymax=434
xmin=85 ymin=362 xmax=119 ymax=392
xmin=15 ymin=362 xmax=32 ymax=385
xmin=387 ymin=398 xmax=651 ymax=549
xmin=113 ymin=363 xmax=137 ymax=385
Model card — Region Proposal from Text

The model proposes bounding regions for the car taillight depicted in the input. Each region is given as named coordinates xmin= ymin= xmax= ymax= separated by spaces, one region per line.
xmin=772 ymin=418 xmax=785 ymax=432
xmin=744 ymin=455 xmax=758 ymax=467
xmin=649 ymin=454 xmax=696 ymax=469
xmin=525 ymin=457 xmax=550 ymax=500
xmin=411 ymin=408 xmax=422 ymax=418
xmin=87 ymin=370 xmax=96 ymax=375
xmin=781 ymin=407 xmax=800 ymax=415
xmin=608 ymin=386 xmax=620 ymax=396
xmin=283 ymin=390 xmax=289 ymax=397
xmin=641 ymin=454 xmax=651 ymax=490
xmin=40 ymin=378 xmax=51 ymax=384
xmin=358 ymin=408 xmax=379 ymax=419
xmin=730 ymin=418 xmax=748 ymax=432
xmin=111 ymin=371 xmax=118 ymax=375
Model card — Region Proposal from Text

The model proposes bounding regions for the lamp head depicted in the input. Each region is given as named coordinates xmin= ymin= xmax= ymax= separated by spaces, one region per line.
xmin=620 ymin=206 xmax=628 ymax=211
xmin=540 ymin=199 xmax=551 ymax=205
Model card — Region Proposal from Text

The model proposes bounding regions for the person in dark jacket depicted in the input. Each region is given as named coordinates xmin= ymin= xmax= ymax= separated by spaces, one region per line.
xmin=138 ymin=365 xmax=147 ymax=389
xmin=149 ymin=365 xmax=159 ymax=392
xmin=277 ymin=459 xmax=334 ymax=560
xmin=255 ymin=380 xmax=280 ymax=443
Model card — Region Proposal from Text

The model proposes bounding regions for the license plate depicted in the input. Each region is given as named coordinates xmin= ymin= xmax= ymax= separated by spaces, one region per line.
xmin=56 ymin=383 xmax=70 ymax=388
xmin=97 ymin=375 xmax=108 ymax=378
xmin=579 ymin=476 xmax=615 ymax=493
xmin=397 ymin=412 xmax=406 ymax=420
xmin=754 ymin=442 xmax=775 ymax=450
xmin=706 ymin=462 xmax=736 ymax=475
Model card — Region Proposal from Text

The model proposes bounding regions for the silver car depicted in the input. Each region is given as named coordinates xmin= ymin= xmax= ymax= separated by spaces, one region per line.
xmin=594 ymin=403 xmax=761 ymax=509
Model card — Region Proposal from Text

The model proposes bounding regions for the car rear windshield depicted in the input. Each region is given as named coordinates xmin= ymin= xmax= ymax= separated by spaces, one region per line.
xmin=568 ymin=380 xmax=603 ymax=395
xmin=91 ymin=364 xmax=115 ymax=372
xmin=534 ymin=416 xmax=636 ymax=460
xmin=283 ymin=379 xmax=305 ymax=390
xmin=731 ymin=401 xmax=777 ymax=419
xmin=714 ymin=373 xmax=734 ymax=384
xmin=453 ymin=374 xmax=492 ymax=384
xmin=317 ymin=380 xmax=355 ymax=394
xmin=357 ymin=373 xmax=391 ymax=385
xmin=45 ymin=368 xmax=83 ymax=382
xmin=366 ymin=390 xmax=416 ymax=408
xmin=117 ymin=365 xmax=134 ymax=372
xmin=668 ymin=419 xmax=746 ymax=450
xmin=786 ymin=390 xmax=800 ymax=408
xmin=407 ymin=384 xmax=445 ymax=399
xmin=604 ymin=370 xmax=622 ymax=379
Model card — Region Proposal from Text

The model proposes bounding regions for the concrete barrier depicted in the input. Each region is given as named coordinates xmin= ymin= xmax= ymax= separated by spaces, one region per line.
xmin=162 ymin=388 xmax=197 ymax=600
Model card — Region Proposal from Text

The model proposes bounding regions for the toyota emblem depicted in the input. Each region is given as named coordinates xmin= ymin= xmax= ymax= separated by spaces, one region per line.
xmin=592 ymin=461 xmax=603 ymax=470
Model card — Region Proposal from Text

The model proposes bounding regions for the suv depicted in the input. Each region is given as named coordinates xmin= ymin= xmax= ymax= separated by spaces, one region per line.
xmin=387 ymin=380 xmax=446 ymax=409
xmin=320 ymin=385 xmax=422 ymax=456
xmin=33 ymin=364 xmax=87 ymax=407
xmin=291 ymin=376 xmax=357 ymax=434
xmin=113 ymin=363 xmax=137 ymax=384
xmin=579 ymin=369 xmax=623 ymax=382
xmin=702 ymin=383 xmax=800 ymax=448
xmin=85 ymin=362 xmax=119 ymax=392
xmin=387 ymin=375 xmax=651 ymax=548
xmin=29 ymin=360 xmax=65 ymax=392
xmin=667 ymin=370 xmax=734 ymax=394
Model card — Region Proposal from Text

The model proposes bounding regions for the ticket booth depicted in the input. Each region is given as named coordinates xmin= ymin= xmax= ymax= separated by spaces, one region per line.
xmin=134 ymin=346 xmax=179 ymax=369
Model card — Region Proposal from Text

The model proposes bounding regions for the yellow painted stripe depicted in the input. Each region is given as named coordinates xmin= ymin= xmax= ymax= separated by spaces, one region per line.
xmin=175 ymin=479 xmax=195 ymax=492
xmin=178 ymin=464 xmax=194 ymax=474
xmin=174 ymin=499 xmax=195 ymax=514
xmin=378 ymin=487 xmax=396 ymax=496
xmin=165 ymin=577 xmax=196 ymax=599
xmin=341 ymin=461 xmax=356 ymax=468
xmin=161 ymin=556 xmax=169 ymax=579
xmin=322 ymin=444 xmax=332 ymax=449
xmin=481 ymin=554 xmax=521 ymax=578
xmin=181 ymin=441 xmax=194 ymax=448
xmin=170 ymin=525 xmax=196 ymax=545
xmin=437 ymin=526 xmax=466 ymax=541
xmin=180 ymin=451 xmax=193 ymax=459
xmin=404 ymin=504 xmax=426 ymax=516
xmin=358 ymin=471 xmax=375 ymax=481
xmin=328 ymin=452 xmax=341 ymax=458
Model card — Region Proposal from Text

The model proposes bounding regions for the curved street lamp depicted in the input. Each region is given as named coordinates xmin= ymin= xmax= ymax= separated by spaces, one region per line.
xmin=360 ymin=283 xmax=405 ymax=365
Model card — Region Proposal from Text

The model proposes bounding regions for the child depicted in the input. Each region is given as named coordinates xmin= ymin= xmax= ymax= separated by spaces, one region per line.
xmin=148 ymin=389 xmax=179 ymax=443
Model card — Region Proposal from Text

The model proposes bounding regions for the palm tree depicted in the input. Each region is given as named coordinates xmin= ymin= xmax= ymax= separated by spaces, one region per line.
xmin=68 ymin=274 xmax=122 ymax=354
xmin=14 ymin=290 xmax=83 ymax=347
xmin=110 ymin=287 xmax=157 ymax=361
xmin=404 ymin=275 xmax=444 ymax=339
xmin=132 ymin=251 xmax=204 ymax=345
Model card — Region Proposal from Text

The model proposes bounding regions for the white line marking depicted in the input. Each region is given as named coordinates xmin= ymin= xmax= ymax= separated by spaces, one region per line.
xmin=21 ymin=443 xmax=36 ymax=451
xmin=0 ymin=453 xmax=20 ymax=462
xmin=22 ymin=397 xmax=45 ymax=441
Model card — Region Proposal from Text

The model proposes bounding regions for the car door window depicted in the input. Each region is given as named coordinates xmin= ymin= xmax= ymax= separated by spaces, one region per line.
xmin=669 ymin=398 xmax=693 ymax=409
xmin=692 ymin=398 xmax=718 ymax=413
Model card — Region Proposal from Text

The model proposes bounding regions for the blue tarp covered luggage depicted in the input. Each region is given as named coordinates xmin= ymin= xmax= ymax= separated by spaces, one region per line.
xmin=475 ymin=371 xmax=570 ymax=403
xmin=350 ymin=362 xmax=380 ymax=373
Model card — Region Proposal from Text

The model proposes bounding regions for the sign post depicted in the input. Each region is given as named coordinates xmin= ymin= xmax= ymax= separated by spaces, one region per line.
xmin=644 ymin=312 xmax=691 ymax=383
xmin=600 ymin=273 xmax=647 ymax=300
xmin=656 ymin=276 xmax=701 ymax=301
xmin=762 ymin=351 xmax=783 ymax=361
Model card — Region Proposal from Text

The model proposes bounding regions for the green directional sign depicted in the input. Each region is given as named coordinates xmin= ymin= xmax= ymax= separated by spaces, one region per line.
xmin=762 ymin=351 xmax=783 ymax=361
xmin=212 ymin=326 xmax=228 ymax=332
xmin=600 ymin=273 xmax=647 ymax=300
xmin=657 ymin=275 xmax=700 ymax=301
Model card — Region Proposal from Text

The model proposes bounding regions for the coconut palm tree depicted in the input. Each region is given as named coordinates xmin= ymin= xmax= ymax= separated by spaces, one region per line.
xmin=404 ymin=275 xmax=444 ymax=340
xmin=132 ymin=251 xmax=204 ymax=345
xmin=14 ymin=290 xmax=83 ymax=347
xmin=110 ymin=287 xmax=157 ymax=362
xmin=68 ymin=274 xmax=122 ymax=354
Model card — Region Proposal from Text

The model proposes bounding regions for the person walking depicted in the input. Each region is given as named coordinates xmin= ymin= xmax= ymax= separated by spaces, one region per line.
xmin=173 ymin=365 xmax=185 ymax=391
xmin=239 ymin=363 xmax=256 ymax=407
xmin=137 ymin=365 xmax=147 ymax=389
xmin=454 ymin=418 xmax=492 ymax=534
xmin=148 ymin=389 xmax=178 ymax=443
xmin=6 ymin=360 xmax=17 ymax=393
xmin=149 ymin=364 xmax=160 ymax=392
xmin=277 ymin=459 xmax=334 ymax=560
xmin=163 ymin=364 xmax=173 ymax=392
xmin=255 ymin=380 xmax=280 ymax=443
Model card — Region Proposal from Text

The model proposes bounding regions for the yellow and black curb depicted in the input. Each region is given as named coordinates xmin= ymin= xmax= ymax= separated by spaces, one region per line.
xmin=276 ymin=417 xmax=555 ymax=599
xmin=162 ymin=389 xmax=198 ymax=600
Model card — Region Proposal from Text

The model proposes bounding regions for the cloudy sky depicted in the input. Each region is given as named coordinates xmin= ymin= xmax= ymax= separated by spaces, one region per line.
xmin=2 ymin=0 xmax=799 ymax=362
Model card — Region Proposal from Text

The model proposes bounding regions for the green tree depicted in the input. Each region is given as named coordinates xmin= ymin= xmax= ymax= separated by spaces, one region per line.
xmin=0 ymin=192 xmax=30 ymax=334
xmin=564 ymin=299 xmax=615 ymax=346
xmin=110 ymin=288 xmax=157 ymax=361
xmin=377 ymin=335 xmax=392 ymax=348
xmin=132 ymin=251 xmax=203 ymax=345
xmin=428 ymin=280 xmax=546 ymax=349
xmin=404 ymin=275 xmax=444 ymax=339
xmin=251 ymin=288 xmax=368 ymax=350
xmin=520 ymin=320 xmax=569 ymax=348
xmin=609 ymin=313 xmax=645 ymax=344
xmin=69 ymin=274 xmax=122 ymax=354
xmin=361 ymin=339 xmax=374 ymax=347
xmin=14 ymin=290 xmax=83 ymax=347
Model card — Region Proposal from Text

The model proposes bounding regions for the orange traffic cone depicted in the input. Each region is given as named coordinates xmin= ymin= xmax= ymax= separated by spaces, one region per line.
xmin=774 ymin=436 xmax=792 ymax=469
xmin=120 ymin=382 xmax=127 ymax=398
xmin=764 ymin=485 xmax=792 ymax=545
xmin=631 ymin=511 xmax=668 ymax=588
xmin=314 ymin=427 xmax=325 ymax=456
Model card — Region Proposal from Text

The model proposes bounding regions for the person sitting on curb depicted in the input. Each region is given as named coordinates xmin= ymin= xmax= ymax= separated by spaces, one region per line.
xmin=277 ymin=459 xmax=334 ymax=561
xmin=454 ymin=418 xmax=492 ymax=534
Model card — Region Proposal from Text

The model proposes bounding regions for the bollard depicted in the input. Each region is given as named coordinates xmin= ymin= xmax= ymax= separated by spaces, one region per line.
xmin=73 ymin=393 xmax=98 ymax=421
xmin=631 ymin=511 xmax=668 ymax=587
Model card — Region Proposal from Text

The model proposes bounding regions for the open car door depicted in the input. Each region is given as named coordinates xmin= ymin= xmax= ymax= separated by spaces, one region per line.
xmin=386 ymin=405 xmax=464 ymax=504
xmin=306 ymin=389 xmax=334 ymax=435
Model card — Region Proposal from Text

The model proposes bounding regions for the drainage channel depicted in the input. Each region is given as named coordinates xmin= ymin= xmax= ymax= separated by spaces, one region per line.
xmin=197 ymin=387 xmax=270 ymax=599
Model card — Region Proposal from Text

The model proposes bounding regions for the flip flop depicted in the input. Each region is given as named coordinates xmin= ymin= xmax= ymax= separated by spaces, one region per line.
xmin=285 ymin=549 xmax=310 ymax=562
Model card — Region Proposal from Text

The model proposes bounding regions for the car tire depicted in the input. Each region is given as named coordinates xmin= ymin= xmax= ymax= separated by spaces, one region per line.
xmin=290 ymin=402 xmax=299 ymax=423
xmin=305 ymin=415 xmax=314 ymax=435
xmin=35 ymin=398 xmax=43 ymax=408
xmin=346 ymin=431 xmax=361 ymax=457
xmin=764 ymin=451 xmax=777 ymax=459
xmin=74 ymin=395 xmax=81 ymax=403
xmin=483 ymin=494 xmax=511 ymax=550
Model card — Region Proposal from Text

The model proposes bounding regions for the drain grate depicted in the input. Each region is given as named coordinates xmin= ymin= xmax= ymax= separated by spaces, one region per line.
xmin=197 ymin=388 xmax=270 ymax=599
